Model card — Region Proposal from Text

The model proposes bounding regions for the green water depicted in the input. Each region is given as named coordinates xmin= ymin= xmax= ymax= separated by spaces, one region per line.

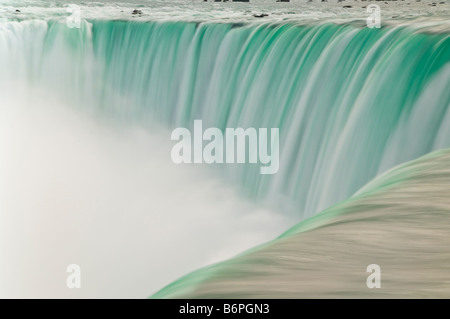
xmin=1 ymin=20 xmax=449 ymax=219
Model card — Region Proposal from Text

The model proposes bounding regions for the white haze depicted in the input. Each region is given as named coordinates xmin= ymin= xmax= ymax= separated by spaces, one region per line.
xmin=0 ymin=86 xmax=291 ymax=298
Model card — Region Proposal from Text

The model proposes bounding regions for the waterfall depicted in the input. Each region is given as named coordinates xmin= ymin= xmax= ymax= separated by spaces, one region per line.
xmin=1 ymin=19 xmax=449 ymax=219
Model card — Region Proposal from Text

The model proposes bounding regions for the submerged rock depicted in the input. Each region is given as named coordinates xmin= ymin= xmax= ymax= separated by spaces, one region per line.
xmin=253 ymin=13 xmax=269 ymax=18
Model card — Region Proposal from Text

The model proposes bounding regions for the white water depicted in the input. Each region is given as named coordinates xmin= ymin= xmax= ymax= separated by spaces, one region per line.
xmin=1 ymin=0 xmax=450 ymax=32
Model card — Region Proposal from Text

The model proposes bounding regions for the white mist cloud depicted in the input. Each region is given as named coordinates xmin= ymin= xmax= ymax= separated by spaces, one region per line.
xmin=0 ymin=86 xmax=291 ymax=298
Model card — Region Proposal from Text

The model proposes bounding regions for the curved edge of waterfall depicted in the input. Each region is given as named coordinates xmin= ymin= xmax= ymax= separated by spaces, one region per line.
xmin=151 ymin=148 xmax=450 ymax=298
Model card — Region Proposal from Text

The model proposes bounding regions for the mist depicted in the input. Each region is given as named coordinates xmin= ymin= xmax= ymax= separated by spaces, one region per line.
xmin=0 ymin=86 xmax=291 ymax=298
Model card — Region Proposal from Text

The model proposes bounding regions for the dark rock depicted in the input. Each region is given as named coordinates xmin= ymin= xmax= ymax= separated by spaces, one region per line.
xmin=253 ymin=13 xmax=269 ymax=18
xmin=15 ymin=9 xmax=21 ymax=12
xmin=343 ymin=5 xmax=352 ymax=8
xmin=132 ymin=9 xmax=143 ymax=15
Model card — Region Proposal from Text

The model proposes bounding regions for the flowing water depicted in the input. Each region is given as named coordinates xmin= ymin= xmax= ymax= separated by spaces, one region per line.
xmin=0 ymin=0 xmax=449 ymax=297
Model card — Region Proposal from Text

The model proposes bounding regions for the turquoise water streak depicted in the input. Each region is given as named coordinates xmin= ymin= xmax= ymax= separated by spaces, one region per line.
xmin=1 ymin=20 xmax=449 ymax=219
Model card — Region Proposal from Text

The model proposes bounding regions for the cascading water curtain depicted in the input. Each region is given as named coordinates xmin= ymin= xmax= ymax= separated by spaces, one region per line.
xmin=1 ymin=20 xmax=450 ymax=220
